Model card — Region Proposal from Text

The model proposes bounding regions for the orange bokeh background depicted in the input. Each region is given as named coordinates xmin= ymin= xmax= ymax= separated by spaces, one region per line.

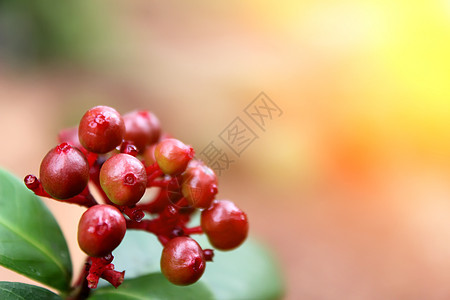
xmin=1 ymin=1 xmax=450 ymax=299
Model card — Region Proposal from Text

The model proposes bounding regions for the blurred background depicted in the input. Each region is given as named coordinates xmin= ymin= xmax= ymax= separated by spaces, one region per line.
xmin=1 ymin=0 xmax=450 ymax=299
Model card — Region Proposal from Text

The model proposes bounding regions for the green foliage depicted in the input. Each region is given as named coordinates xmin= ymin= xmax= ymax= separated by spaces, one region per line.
xmin=90 ymin=273 xmax=214 ymax=300
xmin=0 ymin=282 xmax=62 ymax=300
xmin=0 ymin=169 xmax=72 ymax=291
xmin=100 ymin=229 xmax=284 ymax=299
xmin=0 ymin=0 xmax=104 ymax=66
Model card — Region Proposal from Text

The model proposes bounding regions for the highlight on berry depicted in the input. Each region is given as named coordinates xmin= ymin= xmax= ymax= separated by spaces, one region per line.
xmin=24 ymin=105 xmax=249 ymax=290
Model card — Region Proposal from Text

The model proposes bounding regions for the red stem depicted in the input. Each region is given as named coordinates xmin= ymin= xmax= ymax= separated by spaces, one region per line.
xmin=24 ymin=175 xmax=98 ymax=208
xmin=184 ymin=226 xmax=203 ymax=235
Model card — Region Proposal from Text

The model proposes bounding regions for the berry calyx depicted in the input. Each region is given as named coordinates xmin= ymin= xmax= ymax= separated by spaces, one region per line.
xmin=77 ymin=205 xmax=126 ymax=257
xmin=39 ymin=143 xmax=89 ymax=199
xmin=160 ymin=237 xmax=206 ymax=285
xmin=78 ymin=106 xmax=125 ymax=154
xmin=123 ymin=110 xmax=161 ymax=152
xmin=100 ymin=154 xmax=147 ymax=206
xmin=181 ymin=160 xmax=218 ymax=209
xmin=154 ymin=138 xmax=194 ymax=175
xmin=201 ymin=200 xmax=249 ymax=251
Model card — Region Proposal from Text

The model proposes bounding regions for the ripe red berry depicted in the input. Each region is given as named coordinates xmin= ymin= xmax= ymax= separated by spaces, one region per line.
xmin=154 ymin=138 xmax=194 ymax=175
xmin=201 ymin=200 xmax=248 ymax=251
xmin=181 ymin=160 xmax=218 ymax=209
xmin=39 ymin=143 xmax=89 ymax=199
xmin=100 ymin=153 xmax=147 ymax=206
xmin=57 ymin=127 xmax=87 ymax=154
xmin=78 ymin=106 xmax=125 ymax=154
xmin=123 ymin=110 xmax=161 ymax=152
xmin=77 ymin=205 xmax=126 ymax=257
xmin=143 ymin=144 xmax=157 ymax=166
xmin=160 ymin=237 xmax=206 ymax=285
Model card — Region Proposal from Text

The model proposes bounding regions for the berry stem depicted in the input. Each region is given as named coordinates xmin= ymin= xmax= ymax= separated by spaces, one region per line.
xmin=118 ymin=205 xmax=145 ymax=222
xmin=24 ymin=175 xmax=98 ymax=207
xmin=136 ymin=188 xmax=170 ymax=214
xmin=203 ymin=249 xmax=215 ymax=262
xmin=146 ymin=162 xmax=164 ymax=187
xmin=126 ymin=219 xmax=148 ymax=230
xmin=120 ymin=141 xmax=138 ymax=157
xmin=101 ymin=269 xmax=125 ymax=288
xmin=84 ymin=254 xmax=124 ymax=289
xmin=24 ymin=175 xmax=51 ymax=198
xmin=148 ymin=178 xmax=170 ymax=188
xmin=66 ymin=258 xmax=91 ymax=300
xmin=184 ymin=226 xmax=203 ymax=235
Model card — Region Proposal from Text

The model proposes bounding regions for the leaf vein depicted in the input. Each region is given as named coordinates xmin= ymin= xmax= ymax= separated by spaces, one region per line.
xmin=0 ymin=286 xmax=27 ymax=300
xmin=0 ymin=216 xmax=68 ymax=279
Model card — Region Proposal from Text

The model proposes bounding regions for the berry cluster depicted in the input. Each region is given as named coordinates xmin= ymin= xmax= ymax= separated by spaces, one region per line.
xmin=24 ymin=106 xmax=248 ymax=293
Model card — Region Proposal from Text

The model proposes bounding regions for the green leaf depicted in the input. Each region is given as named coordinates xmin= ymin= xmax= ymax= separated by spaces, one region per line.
xmin=0 ymin=169 xmax=72 ymax=291
xmin=107 ymin=228 xmax=284 ymax=299
xmin=90 ymin=273 xmax=214 ymax=300
xmin=0 ymin=281 xmax=62 ymax=300
xmin=198 ymin=235 xmax=285 ymax=300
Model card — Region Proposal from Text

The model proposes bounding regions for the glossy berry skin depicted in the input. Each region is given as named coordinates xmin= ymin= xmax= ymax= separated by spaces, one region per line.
xmin=182 ymin=160 xmax=218 ymax=209
xmin=160 ymin=237 xmax=206 ymax=285
xmin=77 ymin=205 xmax=126 ymax=257
xmin=39 ymin=143 xmax=89 ymax=199
xmin=143 ymin=144 xmax=157 ymax=166
xmin=78 ymin=106 xmax=125 ymax=154
xmin=123 ymin=110 xmax=161 ymax=152
xmin=154 ymin=138 xmax=194 ymax=175
xmin=201 ymin=200 xmax=248 ymax=251
xmin=100 ymin=154 xmax=147 ymax=206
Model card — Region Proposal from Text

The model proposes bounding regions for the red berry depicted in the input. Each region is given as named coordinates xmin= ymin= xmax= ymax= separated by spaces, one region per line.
xmin=78 ymin=106 xmax=125 ymax=154
xmin=77 ymin=205 xmax=126 ymax=257
xmin=57 ymin=127 xmax=87 ymax=154
xmin=201 ymin=200 xmax=248 ymax=251
xmin=39 ymin=143 xmax=89 ymax=199
xmin=160 ymin=237 xmax=206 ymax=285
xmin=123 ymin=110 xmax=161 ymax=152
xmin=143 ymin=144 xmax=157 ymax=166
xmin=181 ymin=160 xmax=218 ymax=209
xmin=100 ymin=153 xmax=147 ymax=206
xmin=154 ymin=138 xmax=194 ymax=175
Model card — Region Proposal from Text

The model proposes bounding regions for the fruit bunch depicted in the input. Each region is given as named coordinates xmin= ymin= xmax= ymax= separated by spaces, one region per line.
xmin=24 ymin=106 xmax=248 ymax=292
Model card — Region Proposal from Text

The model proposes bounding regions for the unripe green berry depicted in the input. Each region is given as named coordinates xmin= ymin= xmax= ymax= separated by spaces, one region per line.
xmin=100 ymin=153 xmax=147 ymax=206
